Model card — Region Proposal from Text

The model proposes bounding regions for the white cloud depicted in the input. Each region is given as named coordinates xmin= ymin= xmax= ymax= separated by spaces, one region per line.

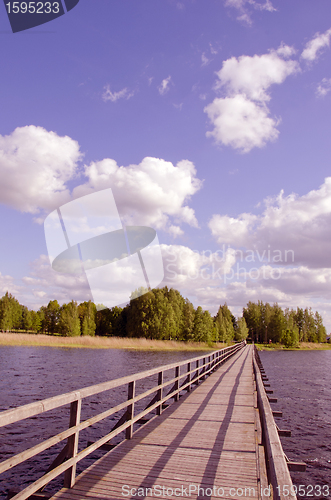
xmin=209 ymin=211 xmax=258 ymax=246
xmin=161 ymin=244 xmax=237 ymax=288
xmin=158 ymin=76 xmax=172 ymax=95
xmin=0 ymin=127 xmax=202 ymax=237
xmin=0 ymin=272 xmax=21 ymax=297
xmin=0 ymin=126 xmax=82 ymax=214
xmin=21 ymin=255 xmax=93 ymax=307
xmin=209 ymin=177 xmax=331 ymax=269
xmin=205 ymin=94 xmax=279 ymax=152
xmin=102 ymin=86 xmax=134 ymax=102
xmin=301 ymin=28 xmax=331 ymax=62
xmin=224 ymin=0 xmax=276 ymax=25
xmin=316 ymin=78 xmax=331 ymax=97
xmin=73 ymin=157 xmax=202 ymax=235
xmin=204 ymin=46 xmax=299 ymax=153
xmin=201 ymin=53 xmax=210 ymax=66
xmin=216 ymin=48 xmax=298 ymax=101
xmin=209 ymin=43 xmax=218 ymax=55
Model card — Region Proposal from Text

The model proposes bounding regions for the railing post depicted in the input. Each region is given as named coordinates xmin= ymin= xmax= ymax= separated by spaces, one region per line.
xmin=63 ymin=398 xmax=81 ymax=488
xmin=174 ymin=366 xmax=180 ymax=401
xmin=196 ymin=359 xmax=200 ymax=384
xmin=187 ymin=362 xmax=191 ymax=392
xmin=202 ymin=357 xmax=206 ymax=379
xmin=126 ymin=381 xmax=135 ymax=439
xmin=156 ymin=371 xmax=163 ymax=416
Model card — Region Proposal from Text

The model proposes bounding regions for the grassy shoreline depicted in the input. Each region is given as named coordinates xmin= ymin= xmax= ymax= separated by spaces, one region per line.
xmin=255 ymin=342 xmax=331 ymax=351
xmin=0 ymin=332 xmax=223 ymax=351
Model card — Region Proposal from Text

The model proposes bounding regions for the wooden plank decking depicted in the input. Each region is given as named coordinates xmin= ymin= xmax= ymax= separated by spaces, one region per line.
xmin=51 ymin=345 xmax=263 ymax=500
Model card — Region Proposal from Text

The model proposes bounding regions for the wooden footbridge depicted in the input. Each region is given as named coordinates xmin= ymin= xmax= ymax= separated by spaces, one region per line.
xmin=0 ymin=342 xmax=303 ymax=500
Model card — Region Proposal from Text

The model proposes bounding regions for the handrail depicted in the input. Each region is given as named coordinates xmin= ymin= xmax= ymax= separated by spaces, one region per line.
xmin=0 ymin=340 xmax=246 ymax=500
xmin=253 ymin=346 xmax=297 ymax=500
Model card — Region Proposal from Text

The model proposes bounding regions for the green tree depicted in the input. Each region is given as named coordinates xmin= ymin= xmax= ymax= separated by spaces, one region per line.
xmin=192 ymin=306 xmax=210 ymax=342
xmin=78 ymin=301 xmax=96 ymax=336
xmin=0 ymin=292 xmax=22 ymax=331
xmin=314 ymin=311 xmax=327 ymax=342
xmin=181 ymin=299 xmax=195 ymax=341
xmin=31 ymin=310 xmax=42 ymax=333
xmin=21 ymin=306 xmax=33 ymax=332
xmin=44 ymin=300 xmax=60 ymax=334
xmin=215 ymin=304 xmax=235 ymax=343
xmin=243 ymin=302 xmax=261 ymax=342
xmin=58 ymin=301 xmax=80 ymax=336
xmin=235 ymin=317 xmax=249 ymax=341
xmin=268 ymin=304 xmax=285 ymax=343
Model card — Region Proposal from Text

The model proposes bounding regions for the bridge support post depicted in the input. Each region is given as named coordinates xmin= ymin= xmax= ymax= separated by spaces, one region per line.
xmin=187 ymin=363 xmax=191 ymax=392
xmin=196 ymin=360 xmax=200 ymax=384
xmin=156 ymin=371 xmax=163 ymax=415
xmin=126 ymin=381 xmax=135 ymax=439
xmin=174 ymin=366 xmax=180 ymax=401
xmin=63 ymin=398 xmax=81 ymax=488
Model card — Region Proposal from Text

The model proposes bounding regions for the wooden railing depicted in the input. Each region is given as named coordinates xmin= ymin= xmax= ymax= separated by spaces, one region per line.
xmin=253 ymin=346 xmax=297 ymax=500
xmin=0 ymin=341 xmax=246 ymax=500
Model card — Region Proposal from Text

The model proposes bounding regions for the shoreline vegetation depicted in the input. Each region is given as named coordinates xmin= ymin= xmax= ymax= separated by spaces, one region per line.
xmin=1 ymin=333 xmax=330 ymax=351
xmin=0 ymin=332 xmax=222 ymax=350
xmin=1 ymin=288 xmax=329 ymax=347
xmin=255 ymin=342 xmax=331 ymax=351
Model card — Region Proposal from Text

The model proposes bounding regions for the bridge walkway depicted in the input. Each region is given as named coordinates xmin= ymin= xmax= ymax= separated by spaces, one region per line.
xmin=51 ymin=345 xmax=264 ymax=500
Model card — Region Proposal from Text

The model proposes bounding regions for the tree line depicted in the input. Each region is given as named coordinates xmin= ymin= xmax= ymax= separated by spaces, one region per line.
xmin=243 ymin=300 xmax=327 ymax=346
xmin=0 ymin=290 xmax=327 ymax=346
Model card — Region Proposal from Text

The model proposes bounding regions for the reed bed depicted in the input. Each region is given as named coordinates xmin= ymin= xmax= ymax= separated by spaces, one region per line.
xmin=0 ymin=332 xmax=221 ymax=351
xmin=256 ymin=342 xmax=331 ymax=350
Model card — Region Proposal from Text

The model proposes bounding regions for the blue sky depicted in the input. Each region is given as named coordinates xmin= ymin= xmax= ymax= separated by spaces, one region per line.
xmin=1 ymin=0 xmax=331 ymax=329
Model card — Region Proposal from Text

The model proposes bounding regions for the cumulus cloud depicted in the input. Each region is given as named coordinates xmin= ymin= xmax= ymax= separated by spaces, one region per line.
xmin=161 ymin=244 xmax=236 ymax=287
xmin=0 ymin=126 xmax=82 ymax=214
xmin=73 ymin=157 xmax=202 ymax=235
xmin=158 ymin=76 xmax=172 ymax=95
xmin=316 ymin=78 xmax=331 ymax=97
xmin=224 ymin=0 xmax=276 ymax=25
xmin=215 ymin=47 xmax=298 ymax=101
xmin=205 ymin=94 xmax=279 ymax=152
xmin=301 ymin=28 xmax=331 ymax=62
xmin=102 ymin=85 xmax=134 ymax=102
xmin=0 ymin=127 xmax=202 ymax=236
xmin=204 ymin=46 xmax=298 ymax=152
xmin=209 ymin=177 xmax=331 ymax=269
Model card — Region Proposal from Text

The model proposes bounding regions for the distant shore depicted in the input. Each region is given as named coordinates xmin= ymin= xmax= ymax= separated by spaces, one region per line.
xmin=256 ymin=342 xmax=331 ymax=351
xmin=0 ymin=332 xmax=223 ymax=351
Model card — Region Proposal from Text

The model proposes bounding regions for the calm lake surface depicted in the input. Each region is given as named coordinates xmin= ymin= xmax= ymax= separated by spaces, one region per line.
xmin=0 ymin=347 xmax=330 ymax=499
xmin=259 ymin=350 xmax=331 ymax=500
xmin=0 ymin=346 xmax=208 ymax=499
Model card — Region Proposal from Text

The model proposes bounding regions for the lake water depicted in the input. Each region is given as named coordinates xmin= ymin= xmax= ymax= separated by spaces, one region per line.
xmin=0 ymin=347 xmax=330 ymax=499
xmin=0 ymin=346 xmax=208 ymax=499
xmin=259 ymin=350 xmax=331 ymax=500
